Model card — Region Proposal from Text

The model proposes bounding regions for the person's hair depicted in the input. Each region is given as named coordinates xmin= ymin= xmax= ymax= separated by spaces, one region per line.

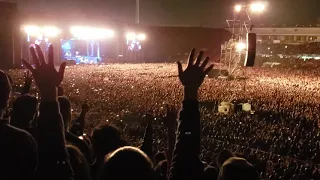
xmin=218 ymin=157 xmax=259 ymax=180
xmin=0 ymin=70 xmax=11 ymax=112
xmin=217 ymin=150 xmax=235 ymax=168
xmin=67 ymin=145 xmax=92 ymax=180
xmin=155 ymin=152 xmax=167 ymax=165
xmin=154 ymin=160 xmax=168 ymax=180
xmin=58 ymin=96 xmax=72 ymax=130
xmin=100 ymin=146 xmax=154 ymax=180
xmin=11 ymin=95 xmax=38 ymax=128
xmin=91 ymin=124 xmax=124 ymax=157
xmin=204 ymin=166 xmax=218 ymax=180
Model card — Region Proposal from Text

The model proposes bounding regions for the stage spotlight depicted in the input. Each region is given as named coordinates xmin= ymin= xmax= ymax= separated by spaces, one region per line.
xmin=250 ymin=2 xmax=265 ymax=13
xmin=235 ymin=42 xmax=246 ymax=51
xmin=43 ymin=26 xmax=61 ymax=37
xmin=70 ymin=26 xmax=114 ymax=40
xmin=126 ymin=32 xmax=136 ymax=40
xmin=137 ymin=33 xmax=146 ymax=41
xmin=24 ymin=25 xmax=41 ymax=36
xmin=234 ymin=4 xmax=242 ymax=12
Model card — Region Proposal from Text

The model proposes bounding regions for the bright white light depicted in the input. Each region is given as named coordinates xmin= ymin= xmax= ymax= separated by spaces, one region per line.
xmin=43 ymin=26 xmax=61 ymax=37
xmin=23 ymin=25 xmax=61 ymax=37
xmin=250 ymin=2 xmax=265 ymax=13
xmin=235 ymin=42 xmax=246 ymax=51
xmin=137 ymin=33 xmax=146 ymax=40
xmin=126 ymin=32 xmax=146 ymax=41
xmin=24 ymin=25 xmax=41 ymax=36
xmin=234 ymin=5 xmax=242 ymax=12
xmin=126 ymin=32 xmax=136 ymax=40
xmin=70 ymin=26 xmax=114 ymax=40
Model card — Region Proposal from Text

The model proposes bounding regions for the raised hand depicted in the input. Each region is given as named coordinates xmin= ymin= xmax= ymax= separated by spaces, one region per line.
xmin=163 ymin=105 xmax=177 ymax=129
xmin=24 ymin=71 xmax=33 ymax=85
xmin=177 ymin=49 xmax=213 ymax=100
xmin=177 ymin=49 xmax=213 ymax=90
xmin=22 ymin=44 xmax=66 ymax=101
xmin=21 ymin=71 xmax=33 ymax=95
xmin=81 ymin=101 xmax=90 ymax=113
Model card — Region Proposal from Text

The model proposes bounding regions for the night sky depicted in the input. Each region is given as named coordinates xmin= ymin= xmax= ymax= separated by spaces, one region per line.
xmin=2 ymin=0 xmax=320 ymax=27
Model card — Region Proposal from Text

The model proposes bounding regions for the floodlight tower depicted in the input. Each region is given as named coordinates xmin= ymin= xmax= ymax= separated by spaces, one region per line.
xmin=220 ymin=2 xmax=265 ymax=77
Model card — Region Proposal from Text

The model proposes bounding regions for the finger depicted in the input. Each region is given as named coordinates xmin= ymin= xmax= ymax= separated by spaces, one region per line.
xmin=187 ymin=48 xmax=196 ymax=67
xmin=48 ymin=44 xmax=54 ymax=66
xmin=195 ymin=51 xmax=204 ymax=66
xmin=22 ymin=59 xmax=35 ymax=73
xmin=35 ymin=44 xmax=46 ymax=65
xmin=177 ymin=61 xmax=183 ymax=76
xmin=204 ymin=64 xmax=214 ymax=75
xmin=58 ymin=62 xmax=67 ymax=83
xmin=30 ymin=46 xmax=40 ymax=68
xmin=200 ymin=57 xmax=210 ymax=69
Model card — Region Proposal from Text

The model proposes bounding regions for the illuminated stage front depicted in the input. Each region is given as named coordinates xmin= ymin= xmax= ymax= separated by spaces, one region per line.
xmin=61 ymin=39 xmax=103 ymax=64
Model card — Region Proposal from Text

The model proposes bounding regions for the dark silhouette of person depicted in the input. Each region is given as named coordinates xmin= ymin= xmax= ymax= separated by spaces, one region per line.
xmin=0 ymin=70 xmax=38 ymax=180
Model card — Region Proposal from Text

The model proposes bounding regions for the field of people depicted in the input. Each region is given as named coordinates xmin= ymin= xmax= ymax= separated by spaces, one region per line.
xmin=6 ymin=63 xmax=320 ymax=179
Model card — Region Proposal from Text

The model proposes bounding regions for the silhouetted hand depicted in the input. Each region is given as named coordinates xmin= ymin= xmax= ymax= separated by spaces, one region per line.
xmin=81 ymin=101 xmax=90 ymax=113
xmin=145 ymin=113 xmax=153 ymax=127
xmin=21 ymin=71 xmax=33 ymax=95
xmin=22 ymin=44 xmax=66 ymax=101
xmin=163 ymin=105 xmax=177 ymax=130
xmin=177 ymin=49 xmax=213 ymax=99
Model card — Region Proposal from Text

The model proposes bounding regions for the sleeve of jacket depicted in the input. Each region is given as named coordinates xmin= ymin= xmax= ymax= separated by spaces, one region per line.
xmin=169 ymin=100 xmax=203 ymax=180
xmin=36 ymin=101 xmax=74 ymax=180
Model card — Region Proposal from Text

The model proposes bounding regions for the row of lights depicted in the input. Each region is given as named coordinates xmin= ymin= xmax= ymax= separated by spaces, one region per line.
xmin=23 ymin=25 xmax=147 ymax=40
xmin=234 ymin=2 xmax=266 ymax=13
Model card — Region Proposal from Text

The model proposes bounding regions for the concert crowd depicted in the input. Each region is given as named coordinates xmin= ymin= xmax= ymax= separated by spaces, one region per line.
xmin=1 ymin=45 xmax=319 ymax=180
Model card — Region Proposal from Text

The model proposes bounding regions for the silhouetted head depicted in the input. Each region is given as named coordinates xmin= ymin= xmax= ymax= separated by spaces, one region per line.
xmin=11 ymin=95 xmax=37 ymax=128
xmin=67 ymin=145 xmax=92 ymax=180
xmin=217 ymin=150 xmax=235 ymax=168
xmin=91 ymin=124 xmax=124 ymax=157
xmin=100 ymin=146 xmax=154 ymax=180
xmin=204 ymin=166 xmax=218 ymax=180
xmin=155 ymin=152 xmax=166 ymax=165
xmin=154 ymin=160 xmax=168 ymax=180
xmin=218 ymin=157 xmax=259 ymax=180
xmin=58 ymin=96 xmax=72 ymax=130
xmin=0 ymin=70 xmax=11 ymax=114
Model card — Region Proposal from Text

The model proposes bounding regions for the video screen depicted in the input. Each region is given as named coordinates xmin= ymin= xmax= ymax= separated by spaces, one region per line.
xmin=61 ymin=39 xmax=103 ymax=64
xmin=127 ymin=39 xmax=142 ymax=52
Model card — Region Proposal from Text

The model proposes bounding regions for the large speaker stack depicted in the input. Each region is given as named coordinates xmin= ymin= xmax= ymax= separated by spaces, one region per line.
xmin=244 ymin=33 xmax=256 ymax=67
xmin=0 ymin=2 xmax=20 ymax=69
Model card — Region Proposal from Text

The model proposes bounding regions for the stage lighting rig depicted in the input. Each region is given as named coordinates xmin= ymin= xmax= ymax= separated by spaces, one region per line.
xmin=125 ymin=32 xmax=146 ymax=41
xmin=221 ymin=1 xmax=267 ymax=77
xmin=70 ymin=26 xmax=114 ymax=40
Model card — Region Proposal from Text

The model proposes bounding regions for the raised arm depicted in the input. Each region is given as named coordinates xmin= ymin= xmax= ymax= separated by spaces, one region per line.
xmin=163 ymin=105 xmax=177 ymax=174
xmin=169 ymin=49 xmax=213 ymax=180
xmin=140 ymin=114 xmax=154 ymax=160
xmin=70 ymin=102 xmax=89 ymax=136
xmin=21 ymin=71 xmax=33 ymax=95
xmin=23 ymin=44 xmax=73 ymax=180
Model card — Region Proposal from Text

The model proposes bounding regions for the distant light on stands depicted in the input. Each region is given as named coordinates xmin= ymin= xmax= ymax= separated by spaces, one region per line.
xmin=70 ymin=26 xmax=114 ymax=40
xmin=126 ymin=32 xmax=147 ymax=41
xmin=137 ymin=34 xmax=146 ymax=40
xmin=250 ymin=2 xmax=265 ymax=13
xmin=23 ymin=25 xmax=61 ymax=37
xmin=235 ymin=42 xmax=246 ymax=51
xmin=126 ymin=32 xmax=136 ymax=40
xmin=43 ymin=26 xmax=61 ymax=37
xmin=24 ymin=25 xmax=41 ymax=36
xmin=234 ymin=4 xmax=242 ymax=12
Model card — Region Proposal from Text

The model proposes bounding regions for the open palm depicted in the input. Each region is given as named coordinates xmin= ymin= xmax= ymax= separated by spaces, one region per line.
xmin=177 ymin=49 xmax=214 ymax=90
